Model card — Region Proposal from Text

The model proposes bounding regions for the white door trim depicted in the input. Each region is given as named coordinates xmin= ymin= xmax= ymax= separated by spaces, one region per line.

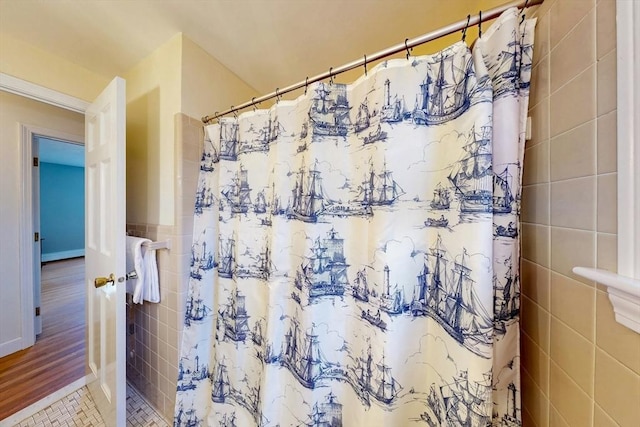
xmin=0 ymin=73 xmax=90 ymax=113
xmin=19 ymin=124 xmax=84 ymax=349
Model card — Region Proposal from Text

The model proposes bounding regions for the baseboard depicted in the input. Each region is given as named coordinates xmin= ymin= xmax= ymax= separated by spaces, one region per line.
xmin=41 ymin=249 xmax=85 ymax=263
xmin=0 ymin=374 xmax=91 ymax=426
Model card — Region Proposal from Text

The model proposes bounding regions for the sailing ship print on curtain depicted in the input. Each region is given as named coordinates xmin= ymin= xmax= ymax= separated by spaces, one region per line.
xmin=176 ymin=8 xmax=535 ymax=427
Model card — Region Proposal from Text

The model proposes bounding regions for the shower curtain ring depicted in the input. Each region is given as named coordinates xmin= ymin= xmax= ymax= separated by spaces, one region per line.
xmin=462 ymin=15 xmax=471 ymax=42
xmin=252 ymin=97 xmax=257 ymax=111
xmin=329 ymin=67 xmax=334 ymax=85
xmin=405 ymin=38 xmax=412 ymax=59
xmin=478 ymin=11 xmax=482 ymax=38
xmin=275 ymin=88 xmax=281 ymax=103
xmin=364 ymin=55 xmax=367 ymax=76
xmin=304 ymin=77 xmax=309 ymax=95
xmin=232 ymin=107 xmax=238 ymax=119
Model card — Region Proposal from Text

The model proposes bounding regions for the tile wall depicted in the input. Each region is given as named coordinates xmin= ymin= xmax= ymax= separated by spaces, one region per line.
xmin=521 ymin=0 xmax=640 ymax=425
xmin=126 ymin=113 xmax=203 ymax=422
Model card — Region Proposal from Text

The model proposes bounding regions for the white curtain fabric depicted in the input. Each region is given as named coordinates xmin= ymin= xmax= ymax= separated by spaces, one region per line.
xmin=175 ymin=8 xmax=535 ymax=426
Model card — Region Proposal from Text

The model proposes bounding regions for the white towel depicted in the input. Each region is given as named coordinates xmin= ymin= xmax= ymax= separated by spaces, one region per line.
xmin=126 ymin=236 xmax=160 ymax=304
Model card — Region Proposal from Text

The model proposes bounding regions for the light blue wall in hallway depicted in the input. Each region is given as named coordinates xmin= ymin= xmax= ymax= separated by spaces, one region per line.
xmin=40 ymin=162 xmax=84 ymax=261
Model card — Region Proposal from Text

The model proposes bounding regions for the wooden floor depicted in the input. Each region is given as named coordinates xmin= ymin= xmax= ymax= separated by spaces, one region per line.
xmin=0 ymin=257 xmax=86 ymax=421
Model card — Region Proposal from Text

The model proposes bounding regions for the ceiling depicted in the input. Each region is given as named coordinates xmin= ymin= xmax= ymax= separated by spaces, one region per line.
xmin=38 ymin=137 xmax=85 ymax=168
xmin=0 ymin=0 xmax=498 ymax=95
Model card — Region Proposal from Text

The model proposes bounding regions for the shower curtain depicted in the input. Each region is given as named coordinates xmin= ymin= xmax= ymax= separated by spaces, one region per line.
xmin=175 ymin=8 xmax=535 ymax=426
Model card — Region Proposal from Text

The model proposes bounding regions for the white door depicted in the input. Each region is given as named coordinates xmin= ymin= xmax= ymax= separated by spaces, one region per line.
xmin=85 ymin=76 xmax=126 ymax=426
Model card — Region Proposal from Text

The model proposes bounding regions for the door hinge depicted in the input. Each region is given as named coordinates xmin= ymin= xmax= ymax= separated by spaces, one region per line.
xmin=33 ymin=157 xmax=39 ymax=167
xmin=34 ymin=232 xmax=39 ymax=242
xmin=35 ymin=307 xmax=40 ymax=316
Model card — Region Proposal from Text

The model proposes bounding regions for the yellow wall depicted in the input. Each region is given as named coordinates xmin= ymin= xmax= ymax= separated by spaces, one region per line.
xmin=0 ymin=34 xmax=109 ymax=102
xmin=123 ymin=33 xmax=182 ymax=226
xmin=123 ymin=33 xmax=258 ymax=226
xmin=181 ymin=35 xmax=259 ymax=122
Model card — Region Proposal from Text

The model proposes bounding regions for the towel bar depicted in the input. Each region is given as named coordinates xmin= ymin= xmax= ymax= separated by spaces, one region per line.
xmin=142 ymin=240 xmax=171 ymax=250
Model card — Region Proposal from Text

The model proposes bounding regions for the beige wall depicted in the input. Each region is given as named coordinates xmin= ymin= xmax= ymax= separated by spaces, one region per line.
xmin=0 ymin=91 xmax=84 ymax=356
xmin=0 ymin=34 xmax=109 ymax=102
xmin=521 ymin=0 xmax=640 ymax=426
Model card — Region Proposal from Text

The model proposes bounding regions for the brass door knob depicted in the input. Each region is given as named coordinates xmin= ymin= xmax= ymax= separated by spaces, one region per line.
xmin=94 ymin=273 xmax=115 ymax=288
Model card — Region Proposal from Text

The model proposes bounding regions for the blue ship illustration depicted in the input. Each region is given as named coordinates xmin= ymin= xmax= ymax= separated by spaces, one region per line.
xmin=424 ymin=215 xmax=449 ymax=228
xmin=430 ymin=183 xmax=451 ymax=210
xmin=288 ymin=160 xmax=325 ymax=223
xmin=419 ymin=384 xmax=444 ymax=427
xmin=419 ymin=371 xmax=492 ymax=427
xmin=222 ymin=165 xmax=252 ymax=214
xmin=352 ymin=268 xmax=370 ymax=302
xmin=174 ymin=402 xmax=202 ymax=427
xmin=220 ymin=289 xmax=250 ymax=342
xmin=359 ymin=161 xmax=404 ymax=207
xmin=220 ymin=121 xmax=239 ymax=161
xmin=494 ymin=221 xmax=518 ymax=238
xmin=218 ymin=412 xmax=237 ymax=427
xmin=520 ymin=40 xmax=534 ymax=91
xmin=296 ymin=228 xmax=349 ymax=299
xmin=363 ymin=124 xmax=387 ymax=145
xmin=354 ymin=98 xmax=372 ymax=133
xmin=304 ymin=392 xmax=343 ymax=427
xmin=487 ymin=33 xmax=521 ymax=98
xmin=271 ymin=182 xmax=285 ymax=217
xmin=380 ymin=79 xmax=407 ymax=123
xmin=194 ymin=181 xmax=215 ymax=215
xmin=361 ymin=309 xmax=386 ymax=331
xmin=493 ymin=167 xmax=515 ymax=214
xmin=184 ymin=292 xmax=213 ymax=326
xmin=379 ymin=265 xmax=403 ymax=315
xmin=251 ymin=320 xmax=264 ymax=347
xmin=236 ymin=242 xmax=273 ymax=281
xmin=211 ymin=358 xmax=231 ymax=403
xmin=200 ymin=137 xmax=219 ymax=172
xmin=268 ymin=318 xmax=332 ymax=389
xmin=211 ymin=358 xmax=265 ymax=426
xmin=254 ymin=190 xmax=267 ymax=214
xmin=494 ymin=257 xmax=520 ymax=334
xmin=409 ymin=235 xmax=493 ymax=358
xmin=412 ymin=49 xmax=473 ymax=126
xmin=218 ymin=235 xmax=236 ymax=279
xmin=447 ymin=124 xmax=493 ymax=213
xmin=309 ymin=83 xmax=350 ymax=137
xmin=190 ymin=238 xmax=216 ymax=280
xmin=350 ymin=343 xmax=402 ymax=405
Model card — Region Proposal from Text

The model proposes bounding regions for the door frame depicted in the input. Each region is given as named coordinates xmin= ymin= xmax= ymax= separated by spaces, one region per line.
xmin=27 ymin=129 xmax=85 ymax=337
xmin=1 ymin=72 xmax=89 ymax=351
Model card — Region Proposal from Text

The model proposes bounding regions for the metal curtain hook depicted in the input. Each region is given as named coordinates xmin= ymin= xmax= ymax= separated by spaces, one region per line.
xmin=364 ymin=55 xmax=367 ymax=76
xmin=405 ymin=38 xmax=411 ymax=59
xmin=478 ymin=10 xmax=482 ymax=38
xmin=462 ymin=14 xmax=471 ymax=42
xmin=305 ymin=77 xmax=309 ymax=95
xmin=329 ymin=67 xmax=334 ymax=84
xmin=252 ymin=97 xmax=257 ymax=111
xmin=275 ymin=88 xmax=281 ymax=103
xmin=232 ymin=107 xmax=238 ymax=119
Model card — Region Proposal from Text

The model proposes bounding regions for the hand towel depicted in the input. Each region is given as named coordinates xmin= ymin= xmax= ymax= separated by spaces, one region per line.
xmin=125 ymin=236 xmax=160 ymax=304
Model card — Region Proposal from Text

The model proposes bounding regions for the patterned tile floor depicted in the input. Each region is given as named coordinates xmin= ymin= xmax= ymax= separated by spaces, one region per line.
xmin=12 ymin=385 xmax=169 ymax=427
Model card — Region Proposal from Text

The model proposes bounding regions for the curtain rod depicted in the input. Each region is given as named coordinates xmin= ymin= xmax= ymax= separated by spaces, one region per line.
xmin=202 ymin=0 xmax=542 ymax=124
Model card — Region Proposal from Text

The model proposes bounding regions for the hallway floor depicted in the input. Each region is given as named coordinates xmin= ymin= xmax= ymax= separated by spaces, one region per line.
xmin=11 ymin=384 xmax=169 ymax=427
